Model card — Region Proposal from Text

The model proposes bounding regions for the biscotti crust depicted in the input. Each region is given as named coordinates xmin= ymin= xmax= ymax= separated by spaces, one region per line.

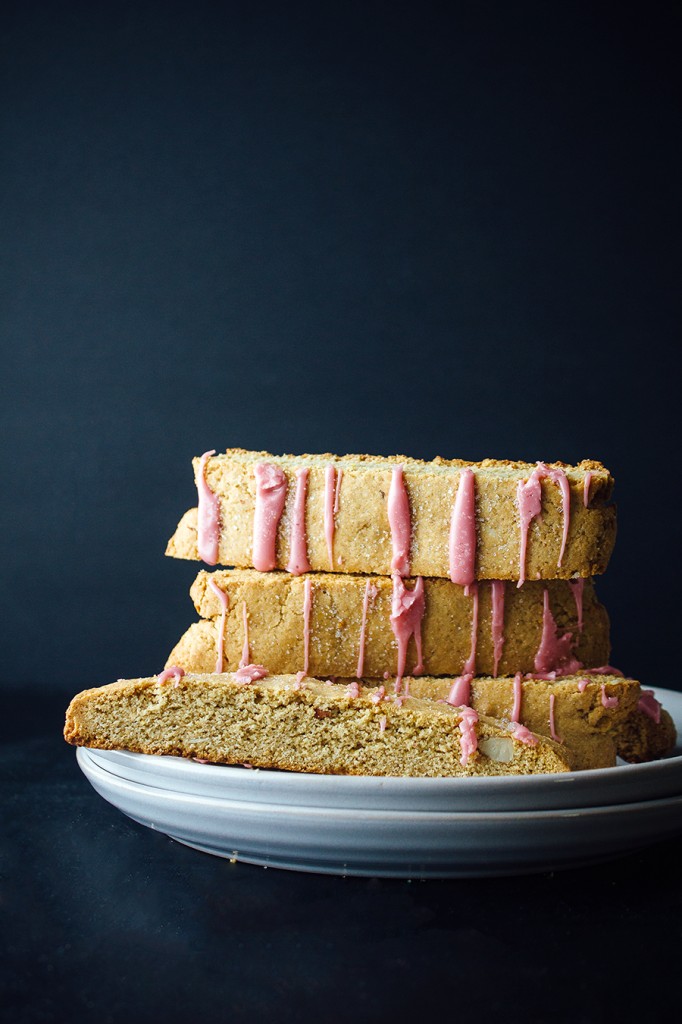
xmin=166 ymin=449 xmax=616 ymax=581
xmin=167 ymin=570 xmax=610 ymax=679
xmin=64 ymin=674 xmax=575 ymax=777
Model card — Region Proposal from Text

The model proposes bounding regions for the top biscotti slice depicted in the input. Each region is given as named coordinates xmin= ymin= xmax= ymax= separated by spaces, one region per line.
xmin=64 ymin=673 xmax=576 ymax=777
xmin=166 ymin=448 xmax=616 ymax=582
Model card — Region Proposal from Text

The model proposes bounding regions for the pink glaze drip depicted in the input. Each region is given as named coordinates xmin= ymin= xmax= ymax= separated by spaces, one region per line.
xmin=534 ymin=588 xmax=582 ymax=675
xmin=446 ymin=673 xmax=473 ymax=708
xmin=346 ymin=681 xmax=360 ymax=698
xmin=491 ymin=580 xmax=506 ymax=677
xmin=234 ymin=664 xmax=268 ymax=683
xmin=356 ymin=580 xmax=377 ymax=678
xmin=196 ymin=450 xmax=221 ymax=565
xmin=240 ymin=601 xmax=250 ymax=669
xmin=209 ymin=580 xmax=228 ymax=673
xmin=511 ymin=672 xmax=523 ymax=722
xmin=389 ymin=574 xmax=425 ymax=692
xmin=295 ymin=670 xmax=307 ymax=683
xmin=387 ymin=465 xmax=411 ymax=576
xmin=371 ymin=685 xmax=386 ymax=704
xmin=302 ymin=577 xmax=312 ymax=675
xmin=583 ymin=471 xmax=593 ymax=507
xmin=577 ymin=678 xmax=589 ymax=692
xmin=449 ymin=468 xmax=476 ymax=587
xmin=569 ymin=578 xmax=585 ymax=632
xmin=638 ymin=690 xmax=661 ymax=724
xmin=549 ymin=693 xmax=562 ymax=742
xmin=379 ymin=715 xmax=387 ymax=735
xmin=600 ymin=684 xmax=619 ymax=709
xmin=252 ymin=462 xmax=288 ymax=571
xmin=510 ymin=721 xmax=538 ymax=746
xmin=286 ymin=468 xmax=312 ymax=575
xmin=458 ymin=706 xmax=479 ymax=766
xmin=158 ymin=666 xmax=185 ymax=686
xmin=324 ymin=464 xmax=337 ymax=569
xmin=462 ymin=583 xmax=479 ymax=675
xmin=516 ymin=463 xmax=571 ymax=586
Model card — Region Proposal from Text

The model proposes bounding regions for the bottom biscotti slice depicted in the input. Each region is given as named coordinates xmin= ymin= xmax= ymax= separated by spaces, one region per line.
xmin=64 ymin=673 xmax=576 ymax=777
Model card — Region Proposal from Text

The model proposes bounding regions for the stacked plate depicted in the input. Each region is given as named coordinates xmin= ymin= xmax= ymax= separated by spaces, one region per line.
xmin=77 ymin=686 xmax=682 ymax=877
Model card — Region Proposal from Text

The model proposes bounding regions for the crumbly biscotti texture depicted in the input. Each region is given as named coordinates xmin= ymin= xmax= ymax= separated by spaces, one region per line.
xmin=63 ymin=674 xmax=576 ymax=777
xmin=166 ymin=449 xmax=616 ymax=581
xmin=168 ymin=570 xmax=610 ymax=679
xmin=405 ymin=674 xmax=677 ymax=765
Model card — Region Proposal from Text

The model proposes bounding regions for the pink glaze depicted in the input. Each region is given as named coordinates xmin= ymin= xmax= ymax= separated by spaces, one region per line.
xmin=209 ymin=580 xmax=228 ymax=673
xmin=234 ymin=664 xmax=268 ymax=683
xmin=302 ymin=577 xmax=312 ymax=675
xmin=346 ymin=681 xmax=360 ymax=698
xmin=295 ymin=670 xmax=307 ymax=683
xmin=392 ymin=693 xmax=406 ymax=707
xmin=511 ymin=671 xmax=523 ymax=722
xmin=524 ymin=671 xmax=557 ymax=681
xmin=240 ymin=601 xmax=250 ymax=669
xmin=600 ymin=683 xmax=619 ymax=709
xmin=389 ymin=574 xmax=425 ymax=692
xmin=371 ymin=685 xmax=386 ymax=704
xmin=516 ymin=463 xmax=571 ymax=586
xmin=324 ymin=464 xmax=337 ymax=569
xmin=252 ymin=462 xmax=288 ymax=571
xmin=462 ymin=583 xmax=479 ymax=675
xmin=534 ymin=588 xmax=582 ymax=675
xmin=387 ymin=465 xmax=411 ymax=576
xmin=158 ymin=666 xmax=185 ymax=686
xmin=570 ymin=578 xmax=585 ymax=632
xmin=379 ymin=715 xmax=387 ymax=735
xmin=293 ymin=677 xmax=306 ymax=690
xmin=286 ymin=467 xmax=312 ymax=575
xmin=449 ymin=468 xmax=476 ymax=587
xmin=356 ymin=580 xmax=377 ymax=678
xmin=549 ymin=693 xmax=562 ymax=742
xmin=491 ymin=580 xmax=506 ymax=677
xmin=583 ymin=471 xmax=593 ymax=507
xmin=577 ymin=678 xmax=589 ymax=692
xmin=446 ymin=673 xmax=473 ymax=708
xmin=638 ymin=689 xmax=661 ymax=724
xmin=510 ymin=721 xmax=538 ymax=746
xmin=458 ymin=706 xmax=479 ymax=767
xmin=196 ymin=450 xmax=221 ymax=565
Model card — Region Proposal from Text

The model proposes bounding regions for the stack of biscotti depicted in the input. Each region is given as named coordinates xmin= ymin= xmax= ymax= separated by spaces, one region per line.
xmin=64 ymin=448 xmax=677 ymax=775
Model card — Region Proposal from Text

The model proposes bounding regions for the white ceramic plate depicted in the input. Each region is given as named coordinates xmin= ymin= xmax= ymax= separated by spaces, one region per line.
xmin=76 ymin=687 xmax=682 ymax=877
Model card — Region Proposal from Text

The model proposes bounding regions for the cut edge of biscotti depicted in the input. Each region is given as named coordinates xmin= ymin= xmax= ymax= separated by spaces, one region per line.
xmin=64 ymin=673 xmax=578 ymax=777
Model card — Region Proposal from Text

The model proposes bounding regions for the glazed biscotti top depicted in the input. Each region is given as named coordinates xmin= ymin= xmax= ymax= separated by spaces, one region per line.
xmin=64 ymin=672 xmax=576 ymax=777
xmin=166 ymin=448 xmax=616 ymax=582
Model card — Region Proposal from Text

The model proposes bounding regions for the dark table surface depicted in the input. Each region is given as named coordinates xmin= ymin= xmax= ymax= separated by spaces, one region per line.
xmin=2 ymin=690 xmax=681 ymax=1023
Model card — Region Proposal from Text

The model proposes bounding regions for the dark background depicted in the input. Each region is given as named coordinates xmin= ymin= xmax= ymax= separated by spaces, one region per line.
xmin=1 ymin=5 xmax=681 ymax=1022
xmin=1 ymin=1 xmax=680 ymax=695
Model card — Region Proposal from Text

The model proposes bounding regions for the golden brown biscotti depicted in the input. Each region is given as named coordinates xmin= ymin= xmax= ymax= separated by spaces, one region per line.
xmin=166 ymin=448 xmax=616 ymax=581
xmin=64 ymin=673 xmax=576 ymax=777
xmin=168 ymin=570 xmax=610 ymax=679
xmin=405 ymin=674 xmax=677 ymax=765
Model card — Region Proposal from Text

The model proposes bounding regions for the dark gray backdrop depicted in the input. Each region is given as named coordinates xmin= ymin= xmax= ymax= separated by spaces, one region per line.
xmin=2 ymin=1 xmax=680 ymax=698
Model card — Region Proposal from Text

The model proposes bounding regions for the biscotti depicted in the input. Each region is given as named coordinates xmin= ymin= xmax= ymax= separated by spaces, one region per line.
xmin=170 ymin=569 xmax=611 ymax=679
xmin=405 ymin=673 xmax=676 ymax=766
xmin=64 ymin=673 xmax=577 ymax=776
xmin=166 ymin=449 xmax=616 ymax=582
